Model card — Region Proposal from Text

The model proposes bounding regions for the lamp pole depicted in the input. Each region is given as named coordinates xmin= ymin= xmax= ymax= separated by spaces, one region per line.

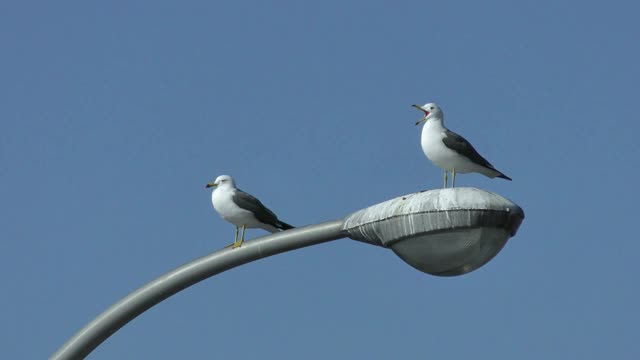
xmin=51 ymin=188 xmax=524 ymax=360
xmin=50 ymin=220 xmax=347 ymax=360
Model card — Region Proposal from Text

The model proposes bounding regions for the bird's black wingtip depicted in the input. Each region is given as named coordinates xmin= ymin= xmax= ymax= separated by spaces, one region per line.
xmin=498 ymin=174 xmax=512 ymax=181
xmin=278 ymin=221 xmax=295 ymax=230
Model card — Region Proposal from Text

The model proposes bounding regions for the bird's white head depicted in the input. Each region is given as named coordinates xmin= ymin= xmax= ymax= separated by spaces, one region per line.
xmin=205 ymin=174 xmax=236 ymax=189
xmin=412 ymin=102 xmax=443 ymax=125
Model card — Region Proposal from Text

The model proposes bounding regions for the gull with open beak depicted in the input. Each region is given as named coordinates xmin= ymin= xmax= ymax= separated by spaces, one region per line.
xmin=413 ymin=102 xmax=512 ymax=188
xmin=206 ymin=175 xmax=294 ymax=248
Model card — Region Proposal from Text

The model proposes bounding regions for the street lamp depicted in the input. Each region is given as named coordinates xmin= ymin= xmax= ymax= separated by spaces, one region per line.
xmin=344 ymin=187 xmax=524 ymax=276
xmin=51 ymin=187 xmax=524 ymax=360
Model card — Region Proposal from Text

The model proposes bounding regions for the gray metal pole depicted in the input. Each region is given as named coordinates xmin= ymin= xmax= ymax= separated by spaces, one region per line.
xmin=51 ymin=220 xmax=346 ymax=360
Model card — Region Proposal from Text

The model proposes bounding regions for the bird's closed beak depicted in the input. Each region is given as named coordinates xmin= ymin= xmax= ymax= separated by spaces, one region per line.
xmin=205 ymin=182 xmax=217 ymax=188
xmin=412 ymin=104 xmax=428 ymax=125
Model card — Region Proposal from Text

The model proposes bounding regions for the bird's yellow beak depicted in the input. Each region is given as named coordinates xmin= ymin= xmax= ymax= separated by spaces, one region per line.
xmin=205 ymin=182 xmax=217 ymax=189
xmin=412 ymin=104 xmax=427 ymax=125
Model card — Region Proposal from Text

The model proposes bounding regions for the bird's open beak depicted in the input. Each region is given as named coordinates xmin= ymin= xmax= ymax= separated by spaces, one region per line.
xmin=205 ymin=182 xmax=217 ymax=188
xmin=412 ymin=104 xmax=428 ymax=125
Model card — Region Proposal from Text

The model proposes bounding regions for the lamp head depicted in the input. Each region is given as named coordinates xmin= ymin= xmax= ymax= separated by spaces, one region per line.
xmin=343 ymin=188 xmax=524 ymax=276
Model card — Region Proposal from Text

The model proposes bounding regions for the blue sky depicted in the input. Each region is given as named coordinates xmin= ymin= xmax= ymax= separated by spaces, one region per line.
xmin=2 ymin=1 xmax=639 ymax=359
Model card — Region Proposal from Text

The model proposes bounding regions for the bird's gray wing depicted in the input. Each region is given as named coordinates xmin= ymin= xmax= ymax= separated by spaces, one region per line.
xmin=232 ymin=189 xmax=280 ymax=227
xmin=442 ymin=130 xmax=497 ymax=170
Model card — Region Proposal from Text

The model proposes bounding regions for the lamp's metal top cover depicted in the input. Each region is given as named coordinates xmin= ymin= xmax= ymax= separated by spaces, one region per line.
xmin=343 ymin=187 xmax=524 ymax=276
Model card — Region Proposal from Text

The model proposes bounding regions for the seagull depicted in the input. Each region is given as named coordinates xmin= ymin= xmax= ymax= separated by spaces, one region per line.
xmin=413 ymin=102 xmax=511 ymax=188
xmin=205 ymin=175 xmax=294 ymax=248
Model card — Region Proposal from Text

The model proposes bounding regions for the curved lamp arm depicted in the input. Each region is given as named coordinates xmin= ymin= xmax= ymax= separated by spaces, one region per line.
xmin=51 ymin=220 xmax=346 ymax=360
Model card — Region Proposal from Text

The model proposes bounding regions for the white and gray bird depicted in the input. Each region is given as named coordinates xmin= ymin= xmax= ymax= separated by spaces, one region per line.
xmin=413 ymin=102 xmax=511 ymax=188
xmin=205 ymin=175 xmax=294 ymax=248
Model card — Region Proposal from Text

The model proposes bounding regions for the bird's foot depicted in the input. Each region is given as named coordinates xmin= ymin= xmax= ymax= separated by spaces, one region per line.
xmin=232 ymin=240 xmax=244 ymax=249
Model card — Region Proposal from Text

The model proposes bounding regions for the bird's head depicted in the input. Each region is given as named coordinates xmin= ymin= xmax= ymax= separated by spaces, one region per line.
xmin=206 ymin=174 xmax=236 ymax=189
xmin=412 ymin=102 xmax=442 ymax=125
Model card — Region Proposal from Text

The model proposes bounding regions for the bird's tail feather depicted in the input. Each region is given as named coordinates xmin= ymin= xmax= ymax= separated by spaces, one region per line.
xmin=482 ymin=166 xmax=512 ymax=181
xmin=276 ymin=221 xmax=294 ymax=230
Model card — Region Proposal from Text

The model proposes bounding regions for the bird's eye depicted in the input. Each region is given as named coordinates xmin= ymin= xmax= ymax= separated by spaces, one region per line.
xmin=430 ymin=107 xmax=434 ymax=110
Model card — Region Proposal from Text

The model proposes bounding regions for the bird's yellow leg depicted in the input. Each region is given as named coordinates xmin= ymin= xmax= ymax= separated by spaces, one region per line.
xmin=225 ymin=227 xmax=239 ymax=248
xmin=452 ymin=168 xmax=456 ymax=188
xmin=233 ymin=225 xmax=245 ymax=248
xmin=443 ymin=171 xmax=448 ymax=188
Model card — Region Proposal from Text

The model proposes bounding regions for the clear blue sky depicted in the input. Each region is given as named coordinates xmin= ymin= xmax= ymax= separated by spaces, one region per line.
xmin=2 ymin=1 xmax=639 ymax=359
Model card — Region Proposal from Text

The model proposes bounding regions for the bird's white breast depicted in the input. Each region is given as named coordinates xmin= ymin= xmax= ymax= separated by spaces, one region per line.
xmin=421 ymin=120 xmax=476 ymax=173
xmin=211 ymin=188 xmax=257 ymax=227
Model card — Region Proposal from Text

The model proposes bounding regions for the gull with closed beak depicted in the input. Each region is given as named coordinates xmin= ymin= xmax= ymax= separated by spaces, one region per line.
xmin=206 ymin=175 xmax=294 ymax=248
